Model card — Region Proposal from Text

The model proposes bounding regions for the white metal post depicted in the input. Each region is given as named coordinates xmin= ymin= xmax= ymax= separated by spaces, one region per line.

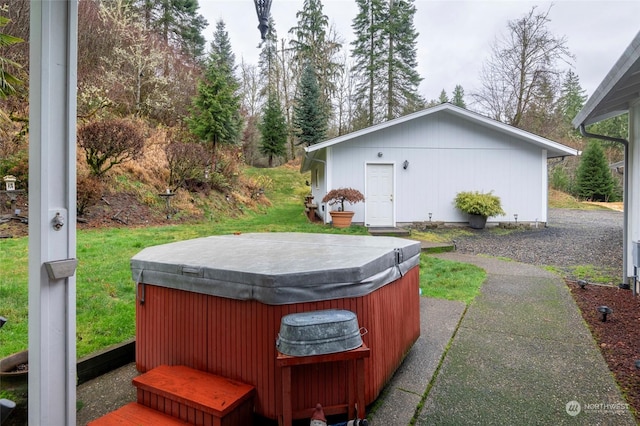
xmin=628 ymin=103 xmax=640 ymax=285
xmin=28 ymin=1 xmax=78 ymax=424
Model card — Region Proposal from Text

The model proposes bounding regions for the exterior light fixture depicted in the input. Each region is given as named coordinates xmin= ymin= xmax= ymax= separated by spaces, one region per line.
xmin=428 ymin=212 xmax=432 ymax=222
xmin=403 ymin=160 xmax=409 ymax=169
xmin=597 ymin=306 xmax=612 ymax=322
xmin=254 ymin=0 xmax=272 ymax=40
xmin=377 ymin=152 xmax=383 ymax=157
xmin=514 ymin=213 xmax=518 ymax=224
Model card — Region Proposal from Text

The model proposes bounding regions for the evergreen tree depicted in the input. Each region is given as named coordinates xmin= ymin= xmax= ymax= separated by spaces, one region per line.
xmin=575 ymin=141 xmax=617 ymax=201
xmin=290 ymin=0 xmax=328 ymax=66
xmin=438 ymin=89 xmax=448 ymax=104
xmin=258 ymin=15 xmax=279 ymax=97
xmin=589 ymin=115 xmax=629 ymax=141
xmin=188 ymin=64 xmax=240 ymax=160
xmin=424 ymin=98 xmax=440 ymax=108
xmin=555 ymin=70 xmax=587 ymax=142
xmin=386 ymin=0 xmax=423 ymax=119
xmin=351 ymin=0 xmax=386 ymax=126
xmin=293 ymin=62 xmax=327 ymax=146
xmin=134 ymin=0 xmax=207 ymax=59
xmin=351 ymin=0 xmax=423 ymax=126
xmin=519 ymin=72 xmax=562 ymax=137
xmin=451 ymin=84 xmax=466 ymax=108
xmin=558 ymin=70 xmax=587 ymax=143
xmin=0 ymin=9 xmax=22 ymax=139
xmin=209 ymin=20 xmax=238 ymax=84
xmin=188 ymin=20 xmax=241 ymax=167
xmin=558 ymin=71 xmax=625 ymax=156
xmin=587 ymin=114 xmax=628 ymax=164
xmin=259 ymin=92 xmax=288 ymax=167
xmin=558 ymin=70 xmax=586 ymax=124
xmin=0 ymin=11 xmax=22 ymax=99
xmin=210 ymin=19 xmax=242 ymax=142
xmin=289 ymin=0 xmax=342 ymax=118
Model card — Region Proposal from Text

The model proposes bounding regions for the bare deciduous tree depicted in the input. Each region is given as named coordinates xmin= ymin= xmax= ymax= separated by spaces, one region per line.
xmin=332 ymin=52 xmax=356 ymax=136
xmin=473 ymin=6 xmax=573 ymax=129
xmin=239 ymin=60 xmax=265 ymax=118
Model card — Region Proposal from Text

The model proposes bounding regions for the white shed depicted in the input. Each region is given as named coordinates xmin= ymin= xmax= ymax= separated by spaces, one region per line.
xmin=301 ymin=103 xmax=577 ymax=228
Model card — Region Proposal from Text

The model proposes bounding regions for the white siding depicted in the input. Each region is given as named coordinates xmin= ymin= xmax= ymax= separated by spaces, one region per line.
xmin=327 ymin=109 xmax=550 ymax=225
xmin=306 ymin=151 xmax=328 ymax=221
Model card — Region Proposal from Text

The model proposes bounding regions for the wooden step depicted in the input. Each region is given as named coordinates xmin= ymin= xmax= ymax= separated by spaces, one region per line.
xmin=87 ymin=402 xmax=189 ymax=425
xmin=133 ymin=365 xmax=255 ymax=426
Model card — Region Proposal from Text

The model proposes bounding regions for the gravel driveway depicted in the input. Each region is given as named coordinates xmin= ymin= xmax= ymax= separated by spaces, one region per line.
xmin=447 ymin=208 xmax=624 ymax=282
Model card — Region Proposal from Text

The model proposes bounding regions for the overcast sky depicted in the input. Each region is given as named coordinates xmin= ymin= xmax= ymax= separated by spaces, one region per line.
xmin=198 ymin=0 xmax=640 ymax=104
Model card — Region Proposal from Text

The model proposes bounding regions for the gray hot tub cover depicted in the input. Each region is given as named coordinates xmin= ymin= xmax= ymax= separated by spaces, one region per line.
xmin=130 ymin=232 xmax=421 ymax=305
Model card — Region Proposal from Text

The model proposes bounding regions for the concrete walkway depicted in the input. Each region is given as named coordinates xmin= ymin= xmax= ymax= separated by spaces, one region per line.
xmin=370 ymin=297 xmax=466 ymax=425
xmin=370 ymin=253 xmax=636 ymax=425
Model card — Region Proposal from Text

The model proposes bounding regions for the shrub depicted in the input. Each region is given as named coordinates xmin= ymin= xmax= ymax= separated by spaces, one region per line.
xmin=165 ymin=141 xmax=208 ymax=191
xmin=244 ymin=174 xmax=274 ymax=199
xmin=77 ymin=175 xmax=104 ymax=215
xmin=77 ymin=118 xmax=145 ymax=177
xmin=454 ymin=191 xmax=505 ymax=218
xmin=0 ymin=148 xmax=28 ymax=189
xmin=209 ymin=170 xmax=231 ymax=192
xmin=550 ymin=165 xmax=572 ymax=193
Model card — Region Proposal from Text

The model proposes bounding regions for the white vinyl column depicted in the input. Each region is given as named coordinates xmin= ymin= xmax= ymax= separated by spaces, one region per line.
xmin=28 ymin=1 xmax=78 ymax=424
xmin=628 ymin=102 xmax=640 ymax=284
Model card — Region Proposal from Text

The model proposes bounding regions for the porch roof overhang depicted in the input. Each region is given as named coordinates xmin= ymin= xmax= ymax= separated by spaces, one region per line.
xmin=301 ymin=103 xmax=577 ymax=173
xmin=573 ymin=30 xmax=640 ymax=128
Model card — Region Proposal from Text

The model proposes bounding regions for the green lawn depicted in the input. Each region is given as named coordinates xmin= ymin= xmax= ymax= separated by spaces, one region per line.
xmin=0 ymin=165 xmax=485 ymax=358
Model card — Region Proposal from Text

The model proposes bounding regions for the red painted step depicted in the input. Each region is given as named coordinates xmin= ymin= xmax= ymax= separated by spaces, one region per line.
xmin=133 ymin=365 xmax=255 ymax=425
xmin=87 ymin=402 xmax=189 ymax=425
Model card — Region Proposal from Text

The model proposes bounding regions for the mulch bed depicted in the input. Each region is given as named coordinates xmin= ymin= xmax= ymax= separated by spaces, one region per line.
xmin=567 ymin=280 xmax=640 ymax=420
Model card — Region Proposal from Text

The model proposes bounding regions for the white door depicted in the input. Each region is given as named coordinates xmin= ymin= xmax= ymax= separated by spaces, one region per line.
xmin=366 ymin=163 xmax=394 ymax=227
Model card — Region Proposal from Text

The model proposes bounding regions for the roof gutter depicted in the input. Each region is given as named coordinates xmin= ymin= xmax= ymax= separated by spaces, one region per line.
xmin=579 ymin=124 xmax=630 ymax=288
xmin=579 ymin=124 xmax=628 ymax=147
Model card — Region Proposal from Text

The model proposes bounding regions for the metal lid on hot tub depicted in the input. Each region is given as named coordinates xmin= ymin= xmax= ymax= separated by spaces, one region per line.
xmin=130 ymin=232 xmax=420 ymax=305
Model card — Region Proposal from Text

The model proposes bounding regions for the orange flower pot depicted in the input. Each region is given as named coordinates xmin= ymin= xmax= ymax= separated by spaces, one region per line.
xmin=329 ymin=211 xmax=355 ymax=228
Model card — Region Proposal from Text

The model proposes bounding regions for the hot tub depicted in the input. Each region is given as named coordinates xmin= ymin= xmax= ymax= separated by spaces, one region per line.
xmin=131 ymin=232 xmax=421 ymax=420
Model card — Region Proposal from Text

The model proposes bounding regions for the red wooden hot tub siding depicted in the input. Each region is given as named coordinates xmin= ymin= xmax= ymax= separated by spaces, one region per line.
xmin=136 ymin=266 xmax=420 ymax=420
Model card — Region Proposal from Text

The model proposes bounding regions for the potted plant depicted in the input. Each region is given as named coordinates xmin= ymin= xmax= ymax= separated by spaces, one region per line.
xmin=322 ymin=187 xmax=365 ymax=228
xmin=454 ymin=190 xmax=505 ymax=229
